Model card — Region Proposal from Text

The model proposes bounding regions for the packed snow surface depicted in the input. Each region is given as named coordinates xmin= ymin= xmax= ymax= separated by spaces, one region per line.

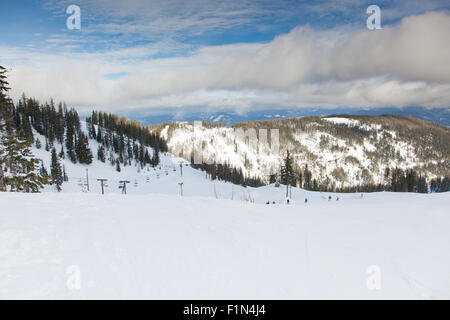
xmin=1 ymin=189 xmax=449 ymax=299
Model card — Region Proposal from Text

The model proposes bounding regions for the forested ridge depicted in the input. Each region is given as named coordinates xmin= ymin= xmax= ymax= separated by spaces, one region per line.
xmin=153 ymin=115 xmax=450 ymax=193
xmin=0 ymin=65 xmax=168 ymax=192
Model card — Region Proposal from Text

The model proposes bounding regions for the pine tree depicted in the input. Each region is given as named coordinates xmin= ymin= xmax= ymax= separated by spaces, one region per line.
xmin=75 ymin=131 xmax=93 ymax=164
xmin=96 ymin=125 xmax=102 ymax=143
xmin=97 ymin=145 xmax=106 ymax=162
xmin=281 ymin=150 xmax=295 ymax=189
xmin=303 ymin=165 xmax=312 ymax=190
xmin=1 ymin=127 xmax=49 ymax=192
xmin=35 ymin=137 xmax=42 ymax=149
xmin=50 ymin=147 xmax=63 ymax=192
xmin=0 ymin=65 xmax=49 ymax=192
xmin=115 ymin=159 xmax=121 ymax=172
xmin=0 ymin=65 xmax=11 ymax=191
xmin=298 ymin=172 xmax=303 ymax=188
xmin=144 ymin=149 xmax=151 ymax=165
xmin=65 ymin=125 xmax=77 ymax=163
xmin=152 ymin=146 xmax=160 ymax=167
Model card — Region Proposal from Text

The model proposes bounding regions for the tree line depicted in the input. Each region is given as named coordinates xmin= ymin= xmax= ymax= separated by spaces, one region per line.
xmin=191 ymin=161 xmax=265 ymax=188
xmin=275 ymin=150 xmax=448 ymax=193
xmin=0 ymin=64 xmax=168 ymax=192
xmin=86 ymin=111 xmax=167 ymax=172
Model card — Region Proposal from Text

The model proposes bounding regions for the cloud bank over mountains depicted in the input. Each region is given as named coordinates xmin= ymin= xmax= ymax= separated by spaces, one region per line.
xmin=3 ymin=2 xmax=449 ymax=113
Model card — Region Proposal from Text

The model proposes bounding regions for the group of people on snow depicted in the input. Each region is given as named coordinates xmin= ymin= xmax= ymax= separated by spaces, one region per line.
xmin=264 ymin=194 xmax=353 ymax=205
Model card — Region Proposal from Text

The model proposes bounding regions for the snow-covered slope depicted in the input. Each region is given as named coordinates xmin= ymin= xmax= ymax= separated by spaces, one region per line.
xmin=156 ymin=115 xmax=449 ymax=187
xmin=31 ymin=123 xmax=259 ymax=199
xmin=2 ymin=118 xmax=449 ymax=299
xmin=1 ymin=191 xmax=449 ymax=299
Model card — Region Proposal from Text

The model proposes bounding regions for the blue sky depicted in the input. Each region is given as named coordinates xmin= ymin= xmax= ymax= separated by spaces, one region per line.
xmin=1 ymin=0 xmax=449 ymax=113
xmin=3 ymin=0 xmax=447 ymax=52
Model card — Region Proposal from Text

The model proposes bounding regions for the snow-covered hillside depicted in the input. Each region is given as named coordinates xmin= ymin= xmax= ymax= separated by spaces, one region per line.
xmin=157 ymin=115 xmax=449 ymax=188
xmin=31 ymin=122 xmax=258 ymax=198
xmin=2 ymin=118 xmax=449 ymax=299
xmin=1 ymin=191 xmax=449 ymax=299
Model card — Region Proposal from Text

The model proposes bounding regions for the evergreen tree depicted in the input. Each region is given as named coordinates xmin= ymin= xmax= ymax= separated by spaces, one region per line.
xmin=312 ymin=179 xmax=319 ymax=191
xmin=65 ymin=126 xmax=77 ymax=163
xmin=152 ymin=146 xmax=160 ymax=167
xmin=303 ymin=165 xmax=312 ymax=190
xmin=35 ymin=137 xmax=42 ymax=149
xmin=50 ymin=147 xmax=63 ymax=192
xmin=268 ymin=174 xmax=275 ymax=184
xmin=280 ymin=150 xmax=295 ymax=186
xmin=87 ymin=118 xmax=96 ymax=139
xmin=75 ymin=131 xmax=93 ymax=164
xmin=97 ymin=145 xmax=106 ymax=162
xmin=96 ymin=125 xmax=102 ymax=143
xmin=0 ymin=65 xmax=49 ymax=192
xmin=144 ymin=149 xmax=151 ymax=165
xmin=1 ymin=127 xmax=49 ymax=192
xmin=0 ymin=65 xmax=12 ymax=191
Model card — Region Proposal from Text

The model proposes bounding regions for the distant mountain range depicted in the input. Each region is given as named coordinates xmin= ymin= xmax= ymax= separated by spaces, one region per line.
xmin=124 ymin=106 xmax=450 ymax=127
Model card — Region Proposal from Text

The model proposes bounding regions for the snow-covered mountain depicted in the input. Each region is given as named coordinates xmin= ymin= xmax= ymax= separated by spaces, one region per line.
xmin=126 ymin=106 xmax=450 ymax=127
xmin=3 ymin=118 xmax=450 ymax=300
xmin=152 ymin=115 xmax=449 ymax=188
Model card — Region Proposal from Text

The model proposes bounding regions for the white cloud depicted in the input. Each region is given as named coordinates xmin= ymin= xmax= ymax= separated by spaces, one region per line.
xmin=4 ymin=11 xmax=450 ymax=113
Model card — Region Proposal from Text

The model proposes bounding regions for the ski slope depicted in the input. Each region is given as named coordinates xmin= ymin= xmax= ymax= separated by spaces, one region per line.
xmin=1 ymin=189 xmax=449 ymax=299
xmin=1 ymin=123 xmax=449 ymax=299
